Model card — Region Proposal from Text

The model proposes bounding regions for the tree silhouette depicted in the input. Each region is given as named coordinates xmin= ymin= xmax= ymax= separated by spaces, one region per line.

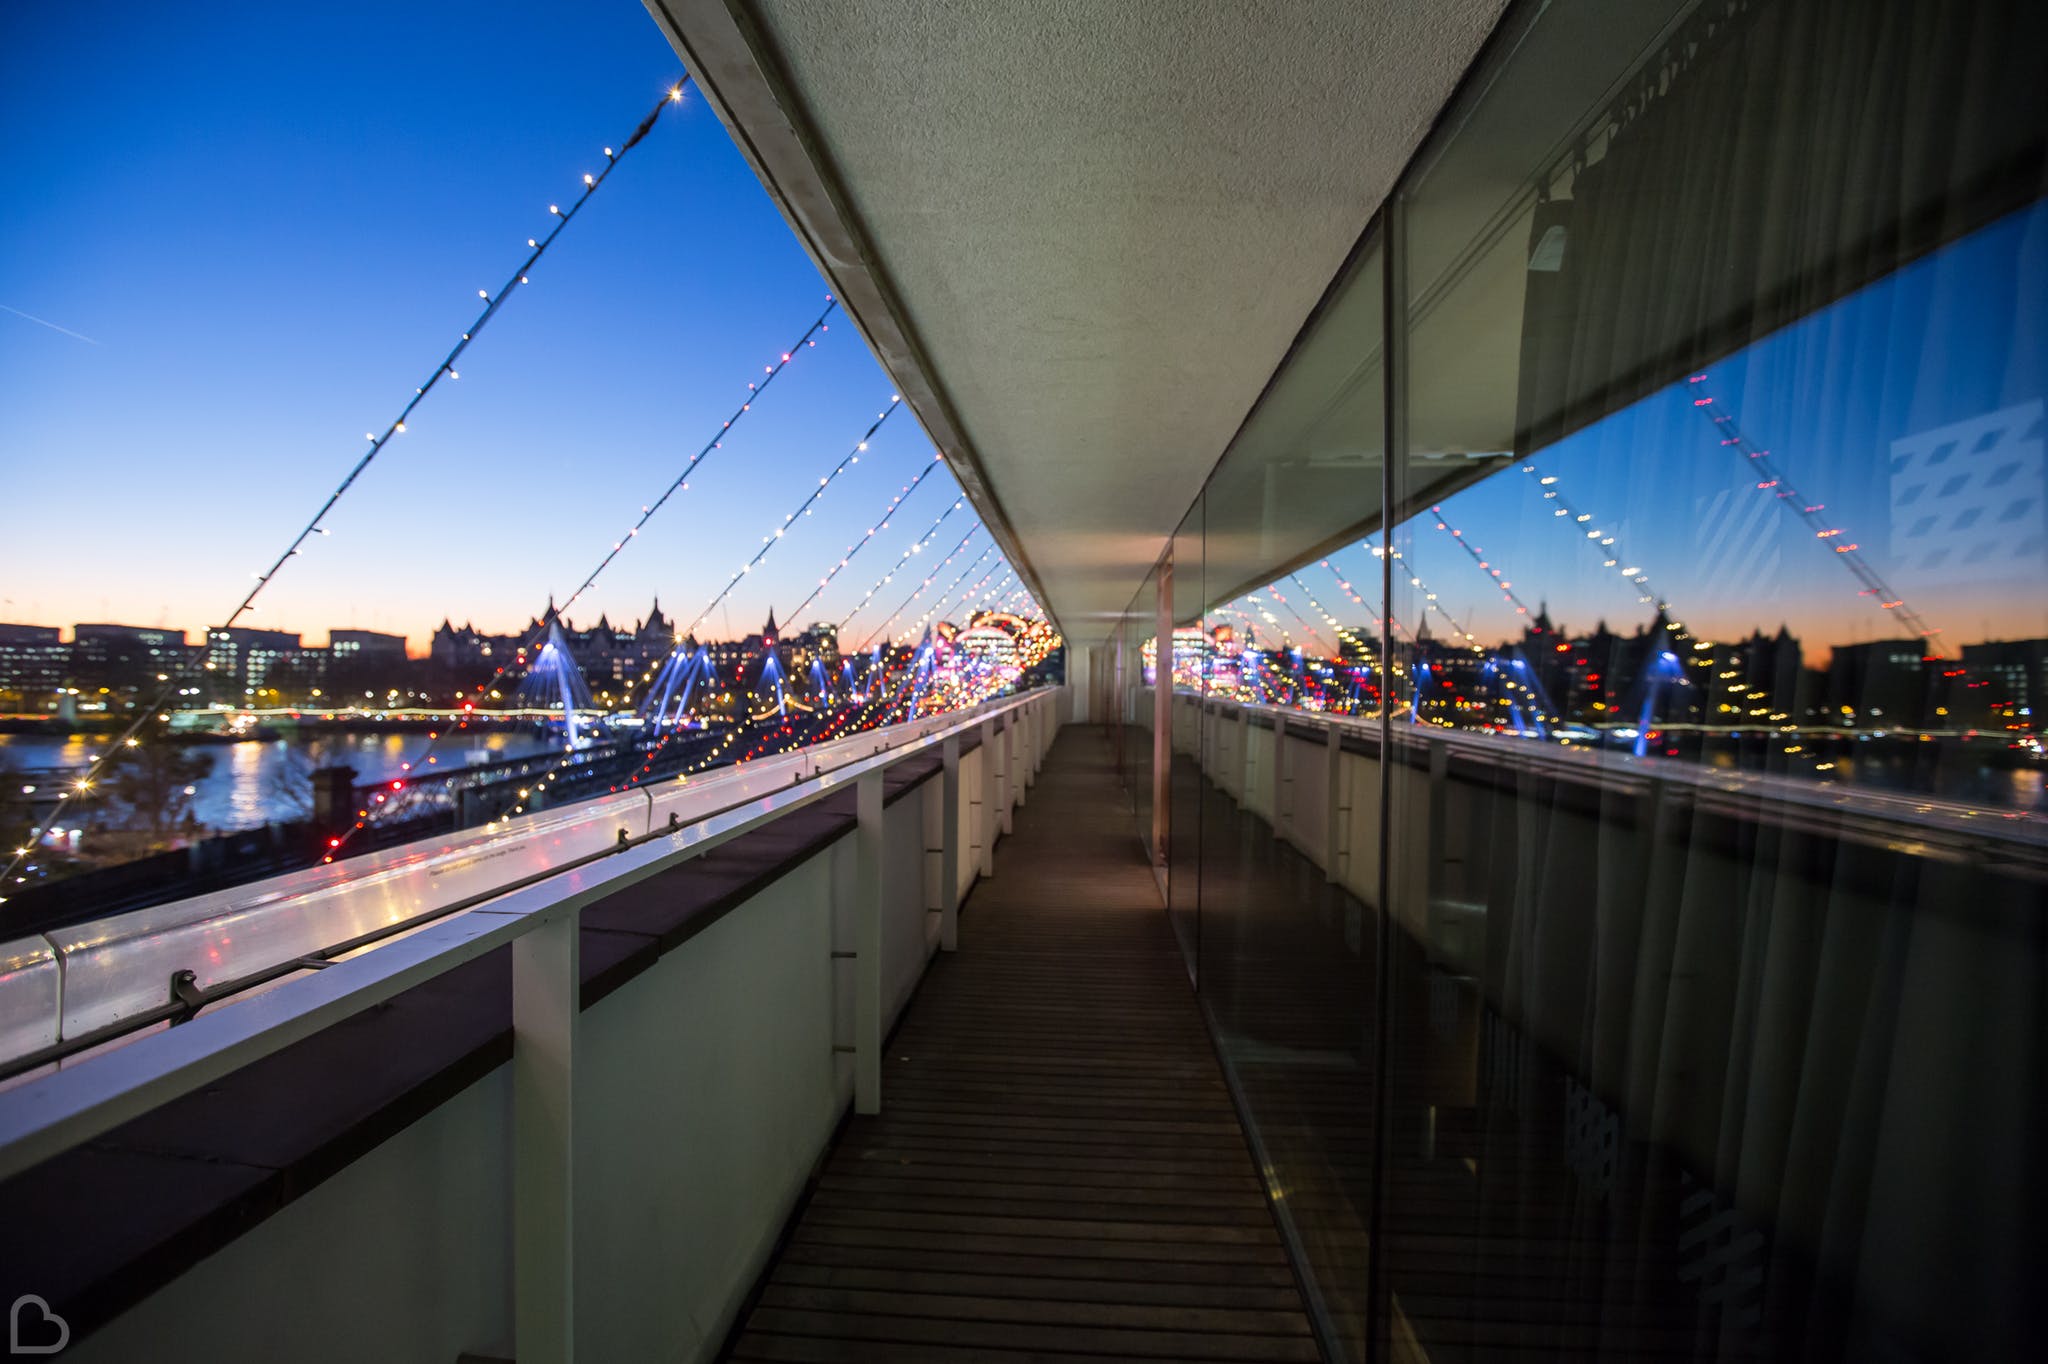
xmin=100 ymin=738 xmax=214 ymax=848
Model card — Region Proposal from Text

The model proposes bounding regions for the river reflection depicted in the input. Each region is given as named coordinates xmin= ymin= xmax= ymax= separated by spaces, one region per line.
xmin=0 ymin=730 xmax=561 ymax=833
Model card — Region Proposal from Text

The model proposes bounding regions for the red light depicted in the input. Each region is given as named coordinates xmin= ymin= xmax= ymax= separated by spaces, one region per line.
xmin=328 ymin=837 xmax=341 ymax=848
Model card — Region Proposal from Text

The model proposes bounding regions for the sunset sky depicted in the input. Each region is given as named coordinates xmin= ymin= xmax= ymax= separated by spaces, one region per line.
xmin=2 ymin=7 xmax=2040 ymax=665
xmin=0 ymin=4 xmax=958 ymax=652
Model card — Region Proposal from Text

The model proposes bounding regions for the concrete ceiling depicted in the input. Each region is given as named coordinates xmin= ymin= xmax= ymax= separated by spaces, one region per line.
xmin=644 ymin=0 xmax=1507 ymax=641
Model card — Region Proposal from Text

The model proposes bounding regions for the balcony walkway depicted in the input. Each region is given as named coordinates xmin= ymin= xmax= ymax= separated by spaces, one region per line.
xmin=725 ymin=726 xmax=1320 ymax=1363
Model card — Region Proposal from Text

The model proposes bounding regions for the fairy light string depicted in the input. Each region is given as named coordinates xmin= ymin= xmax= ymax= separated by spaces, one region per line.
xmin=337 ymin=295 xmax=840 ymax=849
xmin=857 ymin=523 xmax=985 ymax=650
xmin=615 ymin=424 xmax=948 ymax=802
xmin=780 ymin=453 xmax=948 ymax=629
xmin=1687 ymin=374 xmax=1950 ymax=656
xmin=832 ymin=492 xmax=974 ymax=633
xmin=1427 ymin=504 xmax=1543 ymax=626
xmin=559 ymin=299 xmax=839 ymax=618
xmin=891 ymin=543 xmax=1001 ymax=645
xmin=946 ymin=558 xmax=1014 ymax=625
xmin=682 ymin=396 xmax=905 ymax=641
xmin=5 ymin=81 xmax=690 ymax=895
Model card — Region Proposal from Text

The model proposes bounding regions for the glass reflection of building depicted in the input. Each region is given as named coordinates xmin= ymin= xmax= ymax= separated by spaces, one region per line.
xmin=1106 ymin=0 xmax=2047 ymax=1358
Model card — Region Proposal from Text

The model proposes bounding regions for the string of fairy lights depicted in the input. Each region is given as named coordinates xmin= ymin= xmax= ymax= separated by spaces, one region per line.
xmin=1426 ymin=503 xmax=1543 ymax=625
xmin=1687 ymin=373 xmax=1950 ymax=656
xmin=779 ymin=453 xmax=948 ymax=627
xmin=942 ymin=558 xmax=1016 ymax=630
xmin=832 ymin=492 xmax=975 ymax=633
xmin=889 ymin=542 xmax=1002 ymax=645
xmin=328 ymin=294 xmax=845 ymax=853
xmin=682 ymin=395 xmax=904 ymax=640
xmin=559 ymin=299 xmax=839 ymax=619
xmin=1523 ymin=465 xmax=1660 ymax=610
xmin=1285 ymin=572 xmax=1376 ymax=659
xmin=1261 ymin=582 xmax=1342 ymax=657
xmin=460 ymin=416 xmax=1049 ymax=824
xmin=856 ymin=524 xmax=986 ymax=650
xmin=4 ymin=82 xmax=691 ymax=893
xmin=546 ymin=398 xmax=919 ymax=811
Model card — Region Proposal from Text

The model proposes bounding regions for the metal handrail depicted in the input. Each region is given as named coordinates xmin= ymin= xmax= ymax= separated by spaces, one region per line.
xmin=1186 ymin=693 xmax=2047 ymax=873
xmin=0 ymin=687 xmax=1054 ymax=1181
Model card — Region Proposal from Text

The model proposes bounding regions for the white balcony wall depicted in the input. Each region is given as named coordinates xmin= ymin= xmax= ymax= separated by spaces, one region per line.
xmin=64 ymin=726 xmax=1040 ymax=1364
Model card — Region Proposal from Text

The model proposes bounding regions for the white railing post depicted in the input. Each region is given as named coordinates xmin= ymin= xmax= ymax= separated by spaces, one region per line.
xmin=1270 ymin=718 xmax=1286 ymax=841
xmin=1023 ymin=703 xmax=1038 ymax=788
xmin=854 ymin=768 xmax=884 ymax=1114
xmin=940 ymin=734 xmax=961 ymax=952
xmin=513 ymin=903 xmax=579 ymax=1364
xmin=1016 ymin=706 xmax=1032 ymax=807
xmin=998 ymin=714 xmax=1016 ymax=835
xmin=1324 ymin=720 xmax=1345 ymax=884
xmin=1238 ymin=706 xmax=1253 ymax=803
xmin=977 ymin=716 xmax=997 ymax=878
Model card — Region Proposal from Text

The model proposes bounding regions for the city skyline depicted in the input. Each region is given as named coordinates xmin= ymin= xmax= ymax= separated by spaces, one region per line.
xmin=0 ymin=5 xmax=956 ymax=645
xmin=4 ymin=9 xmax=2040 ymax=662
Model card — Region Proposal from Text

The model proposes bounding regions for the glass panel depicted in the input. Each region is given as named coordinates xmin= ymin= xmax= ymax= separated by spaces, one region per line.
xmin=1123 ymin=569 xmax=1160 ymax=868
xmin=1384 ymin=1 xmax=2047 ymax=1361
xmin=1167 ymin=498 xmax=1206 ymax=968
xmin=1192 ymin=238 xmax=1388 ymax=1356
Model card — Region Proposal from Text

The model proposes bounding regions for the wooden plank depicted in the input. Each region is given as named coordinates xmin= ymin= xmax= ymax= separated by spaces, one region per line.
xmin=720 ymin=729 xmax=1316 ymax=1362
xmin=740 ymin=1306 xmax=1322 ymax=1362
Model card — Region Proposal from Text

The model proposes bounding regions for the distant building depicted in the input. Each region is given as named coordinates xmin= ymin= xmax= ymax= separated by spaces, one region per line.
xmin=430 ymin=619 xmax=533 ymax=672
xmin=205 ymin=627 xmax=302 ymax=696
xmin=1960 ymin=637 xmax=2048 ymax=727
xmin=328 ymin=629 xmax=407 ymax=663
xmin=1825 ymin=639 xmax=1932 ymax=725
xmin=0 ymin=624 xmax=68 ymax=702
xmin=71 ymin=624 xmax=189 ymax=698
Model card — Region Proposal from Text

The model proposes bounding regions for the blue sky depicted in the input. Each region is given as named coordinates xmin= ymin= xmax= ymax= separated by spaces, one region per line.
xmin=1310 ymin=201 xmax=2048 ymax=664
xmin=5 ymin=6 xmax=2039 ymax=666
xmin=0 ymin=3 xmax=969 ymax=650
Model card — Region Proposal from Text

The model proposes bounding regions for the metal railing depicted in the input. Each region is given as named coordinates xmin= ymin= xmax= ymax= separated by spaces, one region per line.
xmin=0 ymin=692 xmax=1060 ymax=1073
xmin=1188 ymin=694 xmax=2048 ymax=878
xmin=0 ymin=685 xmax=1059 ymax=1361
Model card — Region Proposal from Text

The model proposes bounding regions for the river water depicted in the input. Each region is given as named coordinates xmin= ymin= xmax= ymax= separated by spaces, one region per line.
xmin=0 ymin=731 xmax=563 ymax=834
xmin=3 ymin=727 xmax=2041 ymax=837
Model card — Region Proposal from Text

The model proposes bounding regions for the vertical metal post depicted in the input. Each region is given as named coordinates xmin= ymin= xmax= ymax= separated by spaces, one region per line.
xmin=1366 ymin=192 xmax=1411 ymax=1364
xmin=1152 ymin=560 xmax=1173 ymax=864
xmin=1324 ymin=720 xmax=1344 ymax=884
xmin=1025 ymin=696 xmax=1038 ymax=773
xmin=1238 ymin=706 xmax=1252 ymax=803
xmin=1270 ymin=718 xmax=1286 ymax=840
xmin=1426 ymin=737 xmax=1449 ymax=894
xmin=854 ymin=768 xmax=884 ymax=1114
xmin=1017 ymin=705 xmax=1031 ymax=808
xmin=998 ymin=713 xmax=1016 ymax=835
xmin=940 ymin=734 xmax=962 ymax=951
xmin=977 ymin=716 xmax=996 ymax=878
xmin=513 ymin=905 xmax=579 ymax=1364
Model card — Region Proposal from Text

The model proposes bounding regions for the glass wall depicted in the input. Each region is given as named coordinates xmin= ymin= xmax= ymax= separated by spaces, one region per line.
xmin=1130 ymin=0 xmax=2048 ymax=1359
xmin=1166 ymin=499 xmax=1205 ymax=965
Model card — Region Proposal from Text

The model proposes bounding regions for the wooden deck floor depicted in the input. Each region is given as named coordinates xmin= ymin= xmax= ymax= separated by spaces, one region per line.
xmin=725 ymin=726 xmax=1320 ymax=1363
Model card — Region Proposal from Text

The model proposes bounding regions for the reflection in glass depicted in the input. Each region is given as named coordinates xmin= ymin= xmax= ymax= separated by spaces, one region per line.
xmin=1145 ymin=0 xmax=2047 ymax=1359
